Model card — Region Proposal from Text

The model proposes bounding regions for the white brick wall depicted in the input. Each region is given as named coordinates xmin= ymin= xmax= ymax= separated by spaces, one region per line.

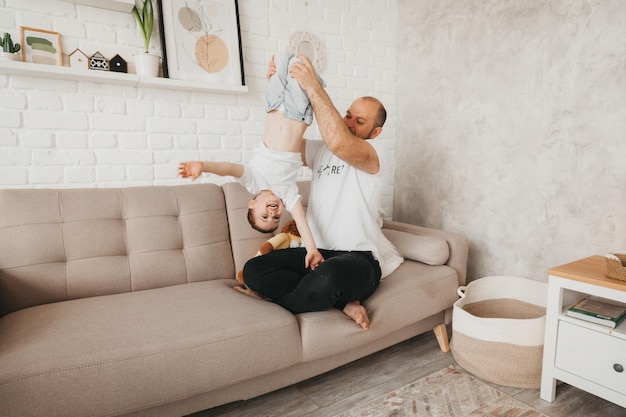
xmin=0 ymin=0 xmax=398 ymax=216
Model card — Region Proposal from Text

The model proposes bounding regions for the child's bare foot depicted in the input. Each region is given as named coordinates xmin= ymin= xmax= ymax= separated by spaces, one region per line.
xmin=342 ymin=301 xmax=370 ymax=330
xmin=233 ymin=285 xmax=268 ymax=300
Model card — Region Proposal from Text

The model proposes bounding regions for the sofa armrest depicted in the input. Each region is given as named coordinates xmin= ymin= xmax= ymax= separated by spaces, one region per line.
xmin=382 ymin=219 xmax=469 ymax=286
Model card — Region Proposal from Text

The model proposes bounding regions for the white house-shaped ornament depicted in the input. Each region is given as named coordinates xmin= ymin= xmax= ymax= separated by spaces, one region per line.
xmin=69 ymin=49 xmax=89 ymax=69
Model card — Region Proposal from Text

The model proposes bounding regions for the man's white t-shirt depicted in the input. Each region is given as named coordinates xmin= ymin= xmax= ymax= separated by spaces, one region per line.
xmin=239 ymin=142 xmax=302 ymax=211
xmin=305 ymin=138 xmax=390 ymax=258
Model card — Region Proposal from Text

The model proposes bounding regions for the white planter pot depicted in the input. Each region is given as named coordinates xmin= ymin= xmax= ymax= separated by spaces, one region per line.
xmin=0 ymin=52 xmax=21 ymax=62
xmin=133 ymin=53 xmax=160 ymax=77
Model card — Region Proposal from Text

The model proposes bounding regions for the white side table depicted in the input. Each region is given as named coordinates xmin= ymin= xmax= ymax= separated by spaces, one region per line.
xmin=540 ymin=256 xmax=626 ymax=407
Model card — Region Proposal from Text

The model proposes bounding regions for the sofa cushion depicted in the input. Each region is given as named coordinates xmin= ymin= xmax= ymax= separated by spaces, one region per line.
xmin=0 ymin=184 xmax=234 ymax=317
xmin=0 ymin=281 xmax=302 ymax=417
xmin=298 ymin=261 xmax=459 ymax=362
xmin=378 ymin=229 xmax=404 ymax=278
xmin=383 ymin=228 xmax=450 ymax=266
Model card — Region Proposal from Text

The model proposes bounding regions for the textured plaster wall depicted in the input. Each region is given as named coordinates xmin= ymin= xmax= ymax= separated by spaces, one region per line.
xmin=395 ymin=0 xmax=626 ymax=281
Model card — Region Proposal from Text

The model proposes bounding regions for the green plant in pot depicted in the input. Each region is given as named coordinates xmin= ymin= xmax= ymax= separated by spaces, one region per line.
xmin=133 ymin=0 xmax=154 ymax=54
xmin=0 ymin=32 xmax=21 ymax=62
xmin=132 ymin=0 xmax=160 ymax=77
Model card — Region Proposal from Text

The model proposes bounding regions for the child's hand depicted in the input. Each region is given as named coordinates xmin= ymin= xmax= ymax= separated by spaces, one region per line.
xmin=178 ymin=161 xmax=203 ymax=181
xmin=266 ymin=54 xmax=276 ymax=81
xmin=305 ymin=250 xmax=324 ymax=271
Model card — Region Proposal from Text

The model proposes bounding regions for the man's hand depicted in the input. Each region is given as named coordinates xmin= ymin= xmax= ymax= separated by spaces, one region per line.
xmin=178 ymin=161 xmax=203 ymax=181
xmin=289 ymin=54 xmax=320 ymax=93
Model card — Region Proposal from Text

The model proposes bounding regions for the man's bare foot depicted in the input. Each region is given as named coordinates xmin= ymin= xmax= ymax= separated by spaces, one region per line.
xmin=233 ymin=285 xmax=268 ymax=300
xmin=343 ymin=301 xmax=370 ymax=330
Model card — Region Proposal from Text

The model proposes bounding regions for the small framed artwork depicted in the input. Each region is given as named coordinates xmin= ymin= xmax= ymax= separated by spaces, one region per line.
xmin=160 ymin=0 xmax=245 ymax=86
xmin=20 ymin=26 xmax=62 ymax=66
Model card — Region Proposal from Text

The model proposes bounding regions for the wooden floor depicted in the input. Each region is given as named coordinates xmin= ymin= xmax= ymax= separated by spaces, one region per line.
xmin=190 ymin=331 xmax=625 ymax=417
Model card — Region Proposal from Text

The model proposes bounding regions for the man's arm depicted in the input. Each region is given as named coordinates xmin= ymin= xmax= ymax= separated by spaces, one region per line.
xmin=289 ymin=57 xmax=380 ymax=174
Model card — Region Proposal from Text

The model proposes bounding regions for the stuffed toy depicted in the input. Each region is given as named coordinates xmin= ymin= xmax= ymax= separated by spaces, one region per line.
xmin=236 ymin=219 xmax=302 ymax=285
xmin=257 ymin=219 xmax=301 ymax=255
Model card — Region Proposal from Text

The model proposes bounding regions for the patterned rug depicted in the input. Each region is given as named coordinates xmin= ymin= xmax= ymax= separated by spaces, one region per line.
xmin=334 ymin=366 xmax=548 ymax=417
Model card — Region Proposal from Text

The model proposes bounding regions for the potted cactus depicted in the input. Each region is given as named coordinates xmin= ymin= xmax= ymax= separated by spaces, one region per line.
xmin=132 ymin=0 xmax=160 ymax=77
xmin=0 ymin=32 xmax=21 ymax=62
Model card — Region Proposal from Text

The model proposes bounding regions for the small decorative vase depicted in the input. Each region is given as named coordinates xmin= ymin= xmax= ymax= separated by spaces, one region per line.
xmin=133 ymin=53 xmax=160 ymax=77
xmin=0 ymin=52 xmax=21 ymax=62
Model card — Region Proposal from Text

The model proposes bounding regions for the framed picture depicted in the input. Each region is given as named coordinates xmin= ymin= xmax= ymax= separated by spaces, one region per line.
xmin=20 ymin=26 xmax=62 ymax=66
xmin=160 ymin=0 xmax=245 ymax=86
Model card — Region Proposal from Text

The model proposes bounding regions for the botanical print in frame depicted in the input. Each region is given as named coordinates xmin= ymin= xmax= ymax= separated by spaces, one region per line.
xmin=20 ymin=26 xmax=62 ymax=66
xmin=160 ymin=0 xmax=244 ymax=86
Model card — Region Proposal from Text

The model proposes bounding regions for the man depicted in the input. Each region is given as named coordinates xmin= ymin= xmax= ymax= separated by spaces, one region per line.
xmin=241 ymin=55 xmax=390 ymax=331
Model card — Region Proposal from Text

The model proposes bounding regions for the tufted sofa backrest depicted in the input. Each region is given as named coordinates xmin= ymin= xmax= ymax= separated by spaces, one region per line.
xmin=0 ymin=184 xmax=234 ymax=317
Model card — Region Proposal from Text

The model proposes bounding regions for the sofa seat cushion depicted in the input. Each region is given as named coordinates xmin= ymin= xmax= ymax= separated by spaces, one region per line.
xmin=297 ymin=262 xmax=458 ymax=362
xmin=0 ymin=281 xmax=301 ymax=417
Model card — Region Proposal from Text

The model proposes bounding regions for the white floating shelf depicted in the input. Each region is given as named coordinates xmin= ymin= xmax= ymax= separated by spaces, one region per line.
xmin=0 ymin=60 xmax=248 ymax=95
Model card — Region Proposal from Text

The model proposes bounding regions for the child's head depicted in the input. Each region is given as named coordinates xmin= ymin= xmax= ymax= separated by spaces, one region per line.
xmin=247 ymin=190 xmax=285 ymax=233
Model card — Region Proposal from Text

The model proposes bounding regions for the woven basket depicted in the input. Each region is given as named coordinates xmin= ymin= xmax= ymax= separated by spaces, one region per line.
xmin=606 ymin=252 xmax=626 ymax=281
xmin=451 ymin=276 xmax=547 ymax=389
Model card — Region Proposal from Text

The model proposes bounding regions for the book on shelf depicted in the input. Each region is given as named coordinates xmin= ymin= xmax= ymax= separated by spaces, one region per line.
xmin=566 ymin=297 xmax=626 ymax=328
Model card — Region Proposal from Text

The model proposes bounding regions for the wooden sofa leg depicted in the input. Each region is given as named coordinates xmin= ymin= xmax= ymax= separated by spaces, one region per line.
xmin=433 ymin=323 xmax=450 ymax=353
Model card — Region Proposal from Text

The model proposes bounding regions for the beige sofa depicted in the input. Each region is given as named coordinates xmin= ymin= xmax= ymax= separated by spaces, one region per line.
xmin=0 ymin=182 xmax=468 ymax=417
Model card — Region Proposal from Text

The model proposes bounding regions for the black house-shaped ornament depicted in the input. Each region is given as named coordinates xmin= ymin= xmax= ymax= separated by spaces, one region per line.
xmin=110 ymin=54 xmax=127 ymax=73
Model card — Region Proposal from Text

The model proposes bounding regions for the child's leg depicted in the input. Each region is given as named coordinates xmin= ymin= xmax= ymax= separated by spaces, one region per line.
xmin=265 ymin=51 xmax=292 ymax=112
xmin=283 ymin=55 xmax=325 ymax=126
